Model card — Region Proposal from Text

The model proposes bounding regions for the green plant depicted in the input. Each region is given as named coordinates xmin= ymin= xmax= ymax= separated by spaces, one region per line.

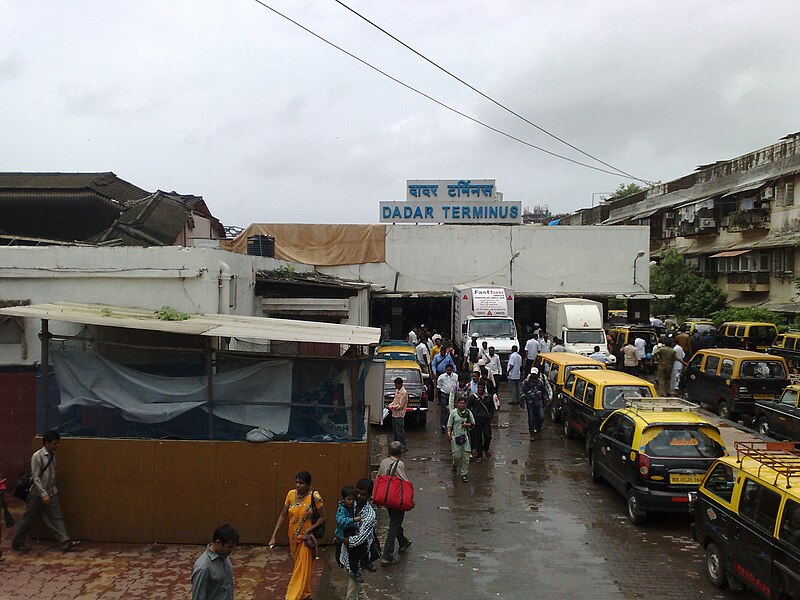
xmin=650 ymin=249 xmax=727 ymax=319
xmin=710 ymin=307 xmax=788 ymax=329
xmin=100 ymin=307 xmax=113 ymax=317
xmin=154 ymin=306 xmax=190 ymax=321
xmin=274 ymin=264 xmax=295 ymax=280
xmin=727 ymin=211 xmax=747 ymax=227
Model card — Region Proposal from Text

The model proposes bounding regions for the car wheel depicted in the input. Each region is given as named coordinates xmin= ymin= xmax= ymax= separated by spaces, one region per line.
xmin=718 ymin=401 xmax=731 ymax=420
xmin=563 ymin=415 xmax=575 ymax=438
xmin=626 ymin=489 xmax=647 ymax=525
xmin=756 ymin=416 xmax=770 ymax=437
xmin=589 ymin=452 xmax=603 ymax=483
xmin=705 ymin=542 xmax=727 ymax=588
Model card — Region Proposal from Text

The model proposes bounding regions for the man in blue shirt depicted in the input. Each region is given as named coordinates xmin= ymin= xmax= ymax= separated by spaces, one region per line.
xmin=506 ymin=345 xmax=523 ymax=405
xmin=431 ymin=345 xmax=456 ymax=376
xmin=191 ymin=524 xmax=238 ymax=600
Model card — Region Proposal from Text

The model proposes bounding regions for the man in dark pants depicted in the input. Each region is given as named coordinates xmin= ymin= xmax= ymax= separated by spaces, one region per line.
xmin=378 ymin=442 xmax=411 ymax=565
xmin=13 ymin=430 xmax=80 ymax=552
xmin=521 ymin=368 xmax=547 ymax=442
xmin=387 ymin=377 xmax=408 ymax=451
xmin=467 ymin=382 xmax=495 ymax=462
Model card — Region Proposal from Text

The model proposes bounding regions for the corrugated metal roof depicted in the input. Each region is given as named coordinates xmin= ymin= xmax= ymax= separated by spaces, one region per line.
xmin=91 ymin=192 xmax=191 ymax=246
xmin=0 ymin=172 xmax=150 ymax=203
xmin=0 ymin=302 xmax=381 ymax=346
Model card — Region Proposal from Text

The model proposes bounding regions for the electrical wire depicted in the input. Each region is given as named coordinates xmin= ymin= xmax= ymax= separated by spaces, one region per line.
xmin=249 ymin=0 xmax=650 ymax=180
xmin=332 ymin=0 xmax=655 ymax=185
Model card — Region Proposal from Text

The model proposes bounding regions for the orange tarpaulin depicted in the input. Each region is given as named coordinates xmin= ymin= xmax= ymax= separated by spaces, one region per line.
xmin=222 ymin=224 xmax=387 ymax=266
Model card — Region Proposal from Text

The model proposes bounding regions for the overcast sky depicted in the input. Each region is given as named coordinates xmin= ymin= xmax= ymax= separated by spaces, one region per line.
xmin=3 ymin=1 xmax=799 ymax=228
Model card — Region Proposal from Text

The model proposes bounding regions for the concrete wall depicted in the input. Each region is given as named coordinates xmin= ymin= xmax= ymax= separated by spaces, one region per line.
xmin=320 ymin=224 xmax=651 ymax=296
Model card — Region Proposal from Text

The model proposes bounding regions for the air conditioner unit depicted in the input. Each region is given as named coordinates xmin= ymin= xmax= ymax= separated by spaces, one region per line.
xmin=699 ymin=218 xmax=716 ymax=228
xmin=760 ymin=187 xmax=775 ymax=200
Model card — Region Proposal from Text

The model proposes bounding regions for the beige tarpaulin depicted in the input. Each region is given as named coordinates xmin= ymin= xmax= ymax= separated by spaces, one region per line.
xmin=221 ymin=224 xmax=387 ymax=266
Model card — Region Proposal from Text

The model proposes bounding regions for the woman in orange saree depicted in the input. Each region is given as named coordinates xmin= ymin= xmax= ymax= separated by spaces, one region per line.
xmin=269 ymin=471 xmax=327 ymax=600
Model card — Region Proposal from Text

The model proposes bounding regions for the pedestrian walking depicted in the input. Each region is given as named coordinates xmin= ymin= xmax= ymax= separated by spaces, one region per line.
xmin=465 ymin=367 xmax=481 ymax=396
xmin=551 ymin=338 xmax=566 ymax=352
xmin=408 ymin=327 xmax=418 ymax=345
xmin=377 ymin=443 xmax=411 ymax=565
xmin=415 ymin=338 xmax=430 ymax=380
xmin=432 ymin=345 xmax=456 ymax=377
xmin=467 ymin=382 xmax=495 ymax=462
xmin=671 ymin=342 xmax=688 ymax=396
xmin=486 ymin=346 xmax=502 ymax=396
xmin=521 ymin=368 xmax=547 ymax=441
xmin=507 ymin=345 xmax=523 ymax=405
xmin=335 ymin=486 xmax=365 ymax=581
xmin=653 ymin=343 xmax=677 ymax=396
xmin=479 ymin=341 xmax=490 ymax=364
xmin=589 ymin=345 xmax=609 ymax=364
xmin=191 ymin=524 xmax=238 ymax=600
xmin=269 ymin=471 xmax=327 ymax=600
xmin=621 ymin=340 xmax=640 ymax=375
xmin=467 ymin=334 xmax=481 ymax=371
xmin=634 ymin=335 xmax=647 ymax=363
xmin=342 ymin=478 xmax=378 ymax=600
xmin=436 ymin=363 xmax=459 ymax=432
xmin=387 ymin=377 xmax=409 ymax=451
xmin=12 ymin=430 xmax=80 ymax=553
xmin=447 ymin=396 xmax=475 ymax=483
xmin=524 ymin=333 xmax=541 ymax=373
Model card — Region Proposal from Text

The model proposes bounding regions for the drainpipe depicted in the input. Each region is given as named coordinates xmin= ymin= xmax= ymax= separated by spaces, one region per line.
xmin=219 ymin=261 xmax=232 ymax=314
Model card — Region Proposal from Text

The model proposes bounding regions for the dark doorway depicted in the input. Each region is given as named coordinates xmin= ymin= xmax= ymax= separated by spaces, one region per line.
xmin=371 ymin=296 xmax=451 ymax=340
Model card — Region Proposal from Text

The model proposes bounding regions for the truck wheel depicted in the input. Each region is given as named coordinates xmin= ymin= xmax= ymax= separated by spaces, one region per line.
xmin=718 ymin=401 xmax=731 ymax=421
xmin=589 ymin=452 xmax=603 ymax=483
xmin=626 ymin=489 xmax=647 ymax=525
xmin=706 ymin=542 xmax=727 ymax=588
xmin=563 ymin=416 xmax=575 ymax=438
xmin=756 ymin=416 xmax=770 ymax=437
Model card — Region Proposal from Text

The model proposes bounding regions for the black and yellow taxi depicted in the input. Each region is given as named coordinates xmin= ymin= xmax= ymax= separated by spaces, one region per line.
xmin=753 ymin=384 xmax=800 ymax=440
xmin=678 ymin=319 xmax=717 ymax=336
xmin=376 ymin=340 xmax=417 ymax=361
xmin=768 ymin=331 xmax=800 ymax=371
xmin=532 ymin=352 xmax=607 ymax=423
xmin=562 ymin=370 xmax=656 ymax=451
xmin=718 ymin=321 xmax=779 ymax=352
xmin=691 ymin=441 xmax=800 ymax=598
xmin=608 ymin=325 xmax=659 ymax=372
xmin=382 ymin=359 xmax=428 ymax=426
xmin=588 ymin=398 xmax=726 ymax=524
xmin=684 ymin=349 xmax=789 ymax=421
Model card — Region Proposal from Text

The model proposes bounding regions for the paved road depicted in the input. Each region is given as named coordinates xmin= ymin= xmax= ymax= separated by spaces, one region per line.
xmin=318 ymin=401 xmax=758 ymax=599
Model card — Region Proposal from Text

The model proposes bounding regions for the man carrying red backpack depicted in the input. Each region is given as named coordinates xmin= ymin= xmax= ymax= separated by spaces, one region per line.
xmin=376 ymin=442 xmax=412 ymax=566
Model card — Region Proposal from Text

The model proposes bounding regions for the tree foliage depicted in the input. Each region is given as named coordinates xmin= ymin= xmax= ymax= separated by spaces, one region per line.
xmin=651 ymin=249 xmax=727 ymax=319
xmin=605 ymin=183 xmax=647 ymax=202
xmin=710 ymin=307 xmax=794 ymax=331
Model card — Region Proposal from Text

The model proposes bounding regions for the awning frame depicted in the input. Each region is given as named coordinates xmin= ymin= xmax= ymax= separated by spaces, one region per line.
xmin=709 ymin=250 xmax=751 ymax=259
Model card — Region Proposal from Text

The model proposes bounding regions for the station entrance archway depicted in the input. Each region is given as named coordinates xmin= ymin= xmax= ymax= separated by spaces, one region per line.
xmin=371 ymin=295 xmax=451 ymax=340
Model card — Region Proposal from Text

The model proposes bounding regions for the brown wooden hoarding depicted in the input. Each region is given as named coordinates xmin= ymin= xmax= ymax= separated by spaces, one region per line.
xmin=48 ymin=438 xmax=368 ymax=544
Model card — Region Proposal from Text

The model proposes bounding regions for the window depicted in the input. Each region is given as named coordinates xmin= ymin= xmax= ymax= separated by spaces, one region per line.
xmin=643 ymin=427 xmax=725 ymax=458
xmin=780 ymin=499 xmax=800 ymax=552
xmin=750 ymin=326 xmax=777 ymax=339
xmin=739 ymin=479 xmax=781 ymax=534
xmin=689 ymin=354 xmax=704 ymax=370
xmin=720 ymin=359 xmax=734 ymax=378
xmin=584 ymin=384 xmax=596 ymax=406
xmin=616 ymin=417 xmax=635 ymax=446
xmin=774 ymin=335 xmax=785 ymax=348
xmin=565 ymin=374 xmax=576 ymax=393
xmin=735 ymin=326 xmax=746 ymax=337
xmin=601 ymin=414 xmax=622 ymax=435
xmin=704 ymin=463 xmax=736 ymax=503
xmin=549 ymin=365 xmax=559 ymax=384
xmin=786 ymin=181 xmax=795 ymax=207
xmin=574 ymin=378 xmax=587 ymax=401
xmin=780 ymin=389 xmax=798 ymax=406
xmin=740 ymin=360 xmax=786 ymax=379
xmin=705 ymin=355 xmax=720 ymax=375
xmin=602 ymin=385 xmax=653 ymax=409
xmin=759 ymin=254 xmax=770 ymax=272
xmin=790 ymin=337 xmax=800 ymax=351
xmin=564 ymin=364 xmax=602 ymax=379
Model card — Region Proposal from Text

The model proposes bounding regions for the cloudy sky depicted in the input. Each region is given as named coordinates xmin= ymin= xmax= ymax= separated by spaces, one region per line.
xmin=3 ymin=1 xmax=799 ymax=228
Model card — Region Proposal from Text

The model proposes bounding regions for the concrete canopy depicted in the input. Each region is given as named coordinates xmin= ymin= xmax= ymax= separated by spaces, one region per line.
xmin=0 ymin=301 xmax=381 ymax=346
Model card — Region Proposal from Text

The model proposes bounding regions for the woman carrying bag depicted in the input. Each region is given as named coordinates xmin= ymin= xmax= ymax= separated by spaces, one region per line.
xmin=447 ymin=396 xmax=475 ymax=483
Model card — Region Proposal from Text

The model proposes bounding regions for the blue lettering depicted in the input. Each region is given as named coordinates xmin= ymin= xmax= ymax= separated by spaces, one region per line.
xmin=392 ymin=207 xmax=402 ymax=219
xmin=403 ymin=206 xmax=413 ymax=218
xmin=499 ymin=206 xmax=508 ymax=219
xmin=452 ymin=206 xmax=460 ymax=218
xmin=424 ymin=205 xmax=433 ymax=219
xmin=489 ymin=206 xmax=499 ymax=218
xmin=442 ymin=206 xmax=450 ymax=217
xmin=510 ymin=206 xmax=519 ymax=219
xmin=474 ymin=206 xmax=484 ymax=218
xmin=462 ymin=205 xmax=471 ymax=218
xmin=413 ymin=206 xmax=423 ymax=219
xmin=382 ymin=206 xmax=391 ymax=218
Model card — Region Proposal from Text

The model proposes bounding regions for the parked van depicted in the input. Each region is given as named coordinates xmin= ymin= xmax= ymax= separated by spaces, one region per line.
xmin=691 ymin=441 xmax=800 ymax=598
xmin=718 ymin=321 xmax=779 ymax=352
xmin=684 ymin=349 xmax=788 ymax=421
xmin=561 ymin=370 xmax=656 ymax=450
xmin=609 ymin=325 xmax=659 ymax=372
xmin=532 ymin=352 xmax=607 ymax=423
xmin=767 ymin=332 xmax=800 ymax=371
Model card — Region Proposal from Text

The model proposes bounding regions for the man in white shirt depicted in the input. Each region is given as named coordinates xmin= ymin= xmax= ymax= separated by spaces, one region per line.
xmin=486 ymin=346 xmax=502 ymax=395
xmin=408 ymin=328 xmax=418 ymax=345
xmin=524 ymin=334 xmax=541 ymax=372
xmin=436 ymin=363 xmax=460 ymax=432
xmin=634 ymin=335 xmax=647 ymax=362
xmin=506 ymin=345 xmax=523 ymax=405
xmin=589 ymin=345 xmax=609 ymax=364
xmin=670 ymin=342 xmax=688 ymax=395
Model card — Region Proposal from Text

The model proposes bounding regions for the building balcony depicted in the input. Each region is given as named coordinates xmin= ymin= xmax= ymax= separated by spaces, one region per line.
xmin=727 ymin=271 xmax=771 ymax=292
xmin=725 ymin=210 xmax=770 ymax=232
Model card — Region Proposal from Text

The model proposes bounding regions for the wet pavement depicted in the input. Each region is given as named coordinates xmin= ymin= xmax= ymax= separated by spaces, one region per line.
xmin=1 ymin=399 xmax=759 ymax=600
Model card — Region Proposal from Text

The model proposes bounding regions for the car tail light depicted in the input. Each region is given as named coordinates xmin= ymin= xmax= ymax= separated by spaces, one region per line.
xmin=731 ymin=385 xmax=739 ymax=398
xmin=422 ymin=390 xmax=427 ymax=402
xmin=638 ymin=453 xmax=650 ymax=479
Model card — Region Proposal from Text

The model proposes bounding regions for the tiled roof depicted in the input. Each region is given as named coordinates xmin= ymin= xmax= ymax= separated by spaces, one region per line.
xmin=0 ymin=172 xmax=150 ymax=203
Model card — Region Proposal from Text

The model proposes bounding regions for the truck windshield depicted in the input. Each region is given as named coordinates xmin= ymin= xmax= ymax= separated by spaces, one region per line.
xmin=564 ymin=330 xmax=606 ymax=344
xmin=468 ymin=319 xmax=516 ymax=338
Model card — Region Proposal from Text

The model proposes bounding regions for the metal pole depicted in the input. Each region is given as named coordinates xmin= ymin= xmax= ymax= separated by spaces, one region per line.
xmin=206 ymin=337 xmax=214 ymax=440
xmin=40 ymin=319 xmax=50 ymax=432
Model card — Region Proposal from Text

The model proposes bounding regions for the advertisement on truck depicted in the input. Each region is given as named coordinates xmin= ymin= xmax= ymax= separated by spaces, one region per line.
xmin=453 ymin=284 xmax=519 ymax=373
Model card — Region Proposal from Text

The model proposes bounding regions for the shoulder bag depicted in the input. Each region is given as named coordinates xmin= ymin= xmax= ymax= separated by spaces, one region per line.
xmin=373 ymin=460 xmax=415 ymax=511
xmin=310 ymin=491 xmax=326 ymax=540
xmin=13 ymin=452 xmax=55 ymax=503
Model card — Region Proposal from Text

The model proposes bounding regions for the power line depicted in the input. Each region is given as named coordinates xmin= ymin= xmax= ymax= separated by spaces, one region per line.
xmin=249 ymin=0 xmax=652 ymax=181
xmin=333 ymin=0 xmax=654 ymax=185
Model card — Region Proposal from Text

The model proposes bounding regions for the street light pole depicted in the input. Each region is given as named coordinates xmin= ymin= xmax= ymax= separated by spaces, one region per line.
xmin=633 ymin=250 xmax=646 ymax=285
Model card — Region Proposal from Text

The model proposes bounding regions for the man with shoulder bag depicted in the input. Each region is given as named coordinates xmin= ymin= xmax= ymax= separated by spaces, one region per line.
xmin=12 ymin=430 xmax=80 ymax=553
xmin=377 ymin=442 xmax=412 ymax=566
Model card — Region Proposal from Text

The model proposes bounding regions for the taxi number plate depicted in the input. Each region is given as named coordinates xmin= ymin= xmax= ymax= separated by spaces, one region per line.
xmin=670 ymin=473 xmax=703 ymax=485
xmin=754 ymin=393 xmax=774 ymax=400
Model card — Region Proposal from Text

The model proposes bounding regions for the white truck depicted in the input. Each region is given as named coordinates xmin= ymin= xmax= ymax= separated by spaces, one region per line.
xmin=545 ymin=298 xmax=615 ymax=364
xmin=452 ymin=284 xmax=519 ymax=373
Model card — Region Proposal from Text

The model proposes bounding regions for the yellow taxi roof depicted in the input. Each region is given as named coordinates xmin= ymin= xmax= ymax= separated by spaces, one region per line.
xmin=716 ymin=455 xmax=800 ymax=498
xmin=698 ymin=348 xmax=785 ymax=360
xmin=569 ymin=369 xmax=655 ymax=387
xmin=539 ymin=352 xmax=607 ymax=366
xmin=782 ymin=332 xmax=800 ymax=338
xmin=629 ymin=409 xmax=718 ymax=426
xmin=377 ymin=346 xmax=416 ymax=354
xmin=684 ymin=318 xmax=714 ymax=323
xmin=721 ymin=321 xmax=778 ymax=327
xmin=384 ymin=359 xmax=421 ymax=370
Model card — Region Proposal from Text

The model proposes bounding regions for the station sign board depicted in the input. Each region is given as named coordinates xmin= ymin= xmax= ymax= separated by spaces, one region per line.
xmin=406 ymin=179 xmax=496 ymax=201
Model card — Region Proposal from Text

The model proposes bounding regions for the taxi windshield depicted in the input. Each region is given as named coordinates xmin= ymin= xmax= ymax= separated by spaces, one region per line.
xmin=740 ymin=361 xmax=786 ymax=379
xmin=385 ymin=369 xmax=421 ymax=384
xmin=642 ymin=427 xmax=725 ymax=458
xmin=603 ymin=385 xmax=653 ymax=409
